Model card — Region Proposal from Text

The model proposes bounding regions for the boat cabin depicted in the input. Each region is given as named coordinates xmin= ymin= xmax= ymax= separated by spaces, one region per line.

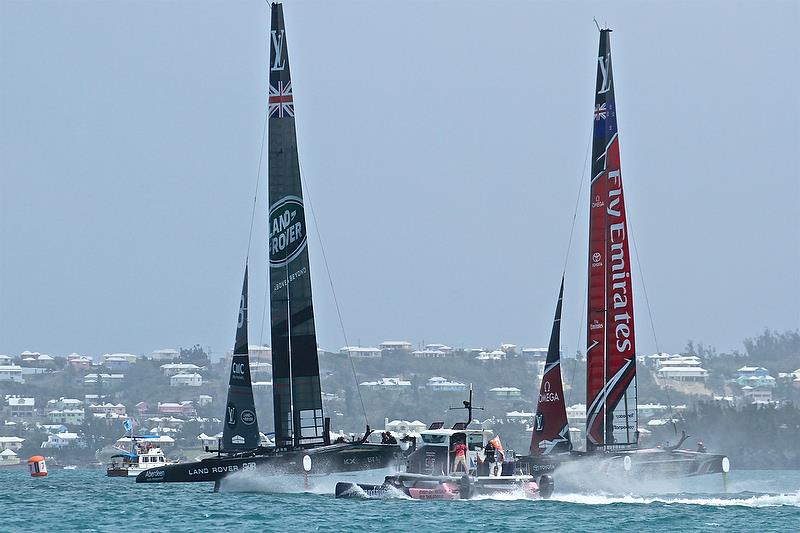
xmin=406 ymin=422 xmax=514 ymax=477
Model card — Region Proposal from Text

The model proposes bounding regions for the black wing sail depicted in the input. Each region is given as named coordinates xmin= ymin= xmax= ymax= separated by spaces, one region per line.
xmin=222 ymin=265 xmax=261 ymax=450
xmin=268 ymin=3 xmax=326 ymax=449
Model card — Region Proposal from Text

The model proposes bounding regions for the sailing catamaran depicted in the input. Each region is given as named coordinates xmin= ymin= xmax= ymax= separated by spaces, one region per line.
xmin=519 ymin=27 xmax=729 ymax=480
xmin=137 ymin=3 xmax=405 ymax=489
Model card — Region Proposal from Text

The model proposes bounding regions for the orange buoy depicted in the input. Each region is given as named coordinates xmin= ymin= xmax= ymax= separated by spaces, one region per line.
xmin=28 ymin=455 xmax=48 ymax=477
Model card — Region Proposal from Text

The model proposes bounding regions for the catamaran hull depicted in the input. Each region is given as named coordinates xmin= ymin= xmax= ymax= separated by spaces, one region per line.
xmin=136 ymin=443 xmax=401 ymax=484
xmin=335 ymin=473 xmax=554 ymax=500
xmin=519 ymin=449 xmax=729 ymax=479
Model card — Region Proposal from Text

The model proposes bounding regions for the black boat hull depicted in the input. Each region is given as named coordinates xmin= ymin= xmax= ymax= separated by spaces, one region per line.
xmin=136 ymin=443 xmax=401 ymax=484
xmin=518 ymin=449 xmax=729 ymax=479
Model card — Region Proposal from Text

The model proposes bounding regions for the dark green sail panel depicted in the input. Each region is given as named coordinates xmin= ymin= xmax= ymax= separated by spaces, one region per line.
xmin=222 ymin=265 xmax=261 ymax=450
xmin=267 ymin=3 xmax=325 ymax=449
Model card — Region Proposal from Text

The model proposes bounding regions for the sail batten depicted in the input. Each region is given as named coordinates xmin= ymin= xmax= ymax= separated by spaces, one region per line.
xmin=222 ymin=265 xmax=261 ymax=450
xmin=268 ymin=3 xmax=326 ymax=449
xmin=585 ymin=29 xmax=638 ymax=452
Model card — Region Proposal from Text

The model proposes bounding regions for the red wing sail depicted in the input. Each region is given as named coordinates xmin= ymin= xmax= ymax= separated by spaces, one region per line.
xmin=585 ymin=29 xmax=638 ymax=451
xmin=530 ymin=278 xmax=572 ymax=455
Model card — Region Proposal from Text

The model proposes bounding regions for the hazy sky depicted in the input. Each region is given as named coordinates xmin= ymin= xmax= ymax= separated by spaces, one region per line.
xmin=1 ymin=1 xmax=798 ymax=360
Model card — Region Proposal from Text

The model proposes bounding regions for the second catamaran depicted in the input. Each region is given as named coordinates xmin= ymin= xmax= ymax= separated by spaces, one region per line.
xmin=519 ymin=27 xmax=729 ymax=480
xmin=137 ymin=3 xmax=405 ymax=489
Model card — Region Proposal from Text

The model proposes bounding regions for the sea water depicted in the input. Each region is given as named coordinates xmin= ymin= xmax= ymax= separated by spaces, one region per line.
xmin=1 ymin=469 xmax=798 ymax=532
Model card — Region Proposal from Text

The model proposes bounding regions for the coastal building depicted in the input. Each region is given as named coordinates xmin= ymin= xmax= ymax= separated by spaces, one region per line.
xmin=655 ymin=355 xmax=709 ymax=382
xmin=384 ymin=419 xmax=426 ymax=436
xmin=379 ymin=341 xmax=413 ymax=354
xmin=40 ymin=424 xmax=69 ymax=434
xmin=0 ymin=449 xmax=20 ymax=466
xmin=67 ymin=353 xmax=93 ymax=369
xmin=425 ymin=344 xmax=453 ymax=353
xmin=736 ymin=367 xmax=776 ymax=388
xmin=84 ymin=373 xmax=125 ymax=387
xmin=426 ymin=377 xmax=467 ymax=393
xmin=0 ymin=365 xmax=24 ymax=383
xmin=340 ymin=346 xmax=382 ymax=358
xmin=412 ymin=349 xmax=447 ymax=358
xmin=742 ymin=386 xmax=773 ymax=404
xmin=198 ymin=432 xmax=223 ymax=449
xmin=160 ymin=363 xmax=203 ymax=377
xmin=150 ymin=349 xmax=180 ymax=361
xmin=7 ymin=397 xmax=35 ymax=418
xmin=0 ymin=436 xmax=25 ymax=451
xmin=48 ymin=409 xmax=85 ymax=425
xmin=88 ymin=403 xmax=127 ymax=417
xmin=196 ymin=395 xmax=213 ymax=407
xmin=500 ymin=344 xmax=518 ymax=356
xmin=476 ymin=350 xmax=506 ymax=361
xmin=157 ymin=402 xmax=196 ymax=417
xmin=170 ymin=373 xmax=203 ymax=387
xmin=521 ymin=348 xmax=547 ymax=359
xmin=359 ymin=377 xmax=411 ymax=391
xmin=249 ymin=345 xmax=272 ymax=362
xmin=41 ymin=432 xmax=83 ymax=449
xmin=46 ymin=398 xmax=83 ymax=411
xmin=102 ymin=353 xmax=139 ymax=370
xmin=0 ymin=354 xmax=13 ymax=364
xmin=488 ymin=387 xmax=522 ymax=400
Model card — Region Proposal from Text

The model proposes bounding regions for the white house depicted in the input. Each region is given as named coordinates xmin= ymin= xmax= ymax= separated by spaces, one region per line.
xmin=41 ymin=432 xmax=82 ymax=449
xmin=412 ymin=349 xmax=447 ymax=358
xmin=0 ymin=436 xmax=25 ymax=451
xmin=88 ymin=403 xmax=127 ymax=417
xmin=170 ymin=373 xmax=203 ymax=387
xmin=427 ymin=377 xmax=467 ymax=393
xmin=150 ymin=348 xmax=180 ymax=361
xmin=384 ymin=419 xmax=426 ymax=436
xmin=488 ymin=387 xmax=522 ymax=399
xmin=476 ymin=351 xmax=506 ymax=361
xmin=425 ymin=344 xmax=453 ymax=353
xmin=359 ymin=377 xmax=411 ymax=391
xmin=0 ymin=449 xmax=20 ymax=466
xmin=84 ymin=373 xmax=125 ymax=386
xmin=340 ymin=346 xmax=382 ymax=358
xmin=379 ymin=341 xmax=413 ymax=353
xmin=742 ymin=386 xmax=773 ymax=404
xmin=7 ymin=397 xmax=35 ymax=417
xmin=0 ymin=354 xmax=13 ymax=364
xmin=160 ymin=363 xmax=203 ymax=377
xmin=0 ymin=365 xmax=24 ymax=383
xmin=522 ymin=348 xmax=547 ymax=359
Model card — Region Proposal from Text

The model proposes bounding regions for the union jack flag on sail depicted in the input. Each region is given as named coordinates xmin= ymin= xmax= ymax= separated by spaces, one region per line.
xmin=269 ymin=81 xmax=294 ymax=118
xmin=594 ymin=102 xmax=607 ymax=120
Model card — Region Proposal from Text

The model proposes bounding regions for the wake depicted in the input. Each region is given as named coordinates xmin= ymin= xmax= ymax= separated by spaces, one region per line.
xmin=552 ymin=491 xmax=800 ymax=508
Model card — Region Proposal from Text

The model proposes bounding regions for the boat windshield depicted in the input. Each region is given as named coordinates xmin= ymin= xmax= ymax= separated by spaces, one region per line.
xmin=421 ymin=434 xmax=448 ymax=444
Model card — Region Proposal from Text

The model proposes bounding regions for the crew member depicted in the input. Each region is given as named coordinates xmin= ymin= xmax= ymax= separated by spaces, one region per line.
xmin=452 ymin=438 xmax=468 ymax=474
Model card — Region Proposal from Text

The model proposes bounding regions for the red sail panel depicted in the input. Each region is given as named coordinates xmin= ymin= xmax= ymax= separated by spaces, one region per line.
xmin=585 ymin=29 xmax=638 ymax=451
xmin=530 ymin=278 xmax=572 ymax=455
